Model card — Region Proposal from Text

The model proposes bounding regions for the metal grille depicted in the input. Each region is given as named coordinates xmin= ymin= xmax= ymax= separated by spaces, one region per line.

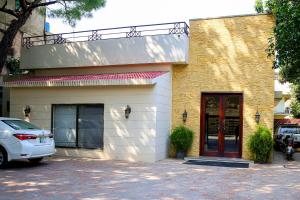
xmin=126 ymin=27 xmax=142 ymax=37
xmin=23 ymin=22 xmax=189 ymax=48
xmin=88 ymin=31 xmax=102 ymax=41
xmin=23 ymin=37 xmax=33 ymax=49
xmin=53 ymin=34 xmax=66 ymax=44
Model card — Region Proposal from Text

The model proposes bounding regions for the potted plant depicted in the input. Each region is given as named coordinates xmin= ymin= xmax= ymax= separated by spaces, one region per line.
xmin=247 ymin=125 xmax=273 ymax=163
xmin=170 ymin=125 xmax=194 ymax=159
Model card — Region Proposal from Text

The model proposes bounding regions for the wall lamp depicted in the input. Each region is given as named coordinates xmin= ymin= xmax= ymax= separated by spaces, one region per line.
xmin=255 ymin=110 xmax=261 ymax=124
xmin=125 ymin=105 xmax=131 ymax=119
xmin=24 ymin=105 xmax=31 ymax=117
xmin=182 ymin=109 xmax=188 ymax=123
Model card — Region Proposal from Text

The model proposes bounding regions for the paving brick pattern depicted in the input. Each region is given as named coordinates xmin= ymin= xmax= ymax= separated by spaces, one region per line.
xmin=0 ymin=152 xmax=300 ymax=200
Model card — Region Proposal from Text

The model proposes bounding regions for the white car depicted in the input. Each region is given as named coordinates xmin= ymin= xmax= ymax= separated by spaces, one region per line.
xmin=0 ymin=117 xmax=55 ymax=168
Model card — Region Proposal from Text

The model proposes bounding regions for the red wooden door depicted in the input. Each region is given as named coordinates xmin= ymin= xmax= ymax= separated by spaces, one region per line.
xmin=200 ymin=93 xmax=243 ymax=158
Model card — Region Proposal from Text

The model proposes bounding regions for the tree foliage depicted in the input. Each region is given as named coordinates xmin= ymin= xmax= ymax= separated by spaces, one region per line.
xmin=290 ymin=84 xmax=300 ymax=118
xmin=290 ymin=100 xmax=300 ymax=118
xmin=46 ymin=0 xmax=106 ymax=27
xmin=255 ymin=0 xmax=300 ymax=86
xmin=0 ymin=0 xmax=106 ymax=72
xmin=255 ymin=0 xmax=264 ymax=13
xmin=5 ymin=57 xmax=21 ymax=75
xmin=256 ymin=0 xmax=300 ymax=118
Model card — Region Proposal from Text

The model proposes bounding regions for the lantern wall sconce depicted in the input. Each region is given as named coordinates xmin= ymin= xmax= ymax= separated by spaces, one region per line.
xmin=182 ymin=109 xmax=188 ymax=123
xmin=255 ymin=110 xmax=261 ymax=124
xmin=24 ymin=105 xmax=31 ymax=117
xmin=125 ymin=105 xmax=131 ymax=119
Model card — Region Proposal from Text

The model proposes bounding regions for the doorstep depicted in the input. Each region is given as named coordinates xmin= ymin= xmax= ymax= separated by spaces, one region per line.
xmin=184 ymin=156 xmax=253 ymax=168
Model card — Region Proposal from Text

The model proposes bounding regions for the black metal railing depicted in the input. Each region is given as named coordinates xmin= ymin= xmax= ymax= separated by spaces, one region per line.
xmin=23 ymin=22 xmax=189 ymax=48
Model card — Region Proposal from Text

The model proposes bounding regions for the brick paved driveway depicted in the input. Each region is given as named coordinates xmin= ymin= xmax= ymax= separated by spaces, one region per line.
xmin=0 ymin=152 xmax=300 ymax=200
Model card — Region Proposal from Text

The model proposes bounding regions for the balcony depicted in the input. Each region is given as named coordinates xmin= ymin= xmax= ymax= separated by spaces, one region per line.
xmin=20 ymin=22 xmax=189 ymax=69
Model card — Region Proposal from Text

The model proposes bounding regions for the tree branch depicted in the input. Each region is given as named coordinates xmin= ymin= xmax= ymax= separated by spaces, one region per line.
xmin=0 ymin=7 xmax=18 ymax=18
xmin=29 ymin=1 xmax=59 ymax=9
xmin=20 ymin=0 xmax=28 ymax=11
xmin=1 ymin=0 xmax=7 ymax=9
xmin=0 ymin=27 xmax=6 ymax=33
xmin=29 ymin=0 xmax=79 ymax=9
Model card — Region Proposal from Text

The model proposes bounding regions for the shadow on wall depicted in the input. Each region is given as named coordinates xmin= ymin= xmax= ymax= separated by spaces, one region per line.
xmin=173 ymin=15 xmax=275 ymax=157
xmin=107 ymin=105 xmax=157 ymax=162
xmin=21 ymin=34 xmax=188 ymax=69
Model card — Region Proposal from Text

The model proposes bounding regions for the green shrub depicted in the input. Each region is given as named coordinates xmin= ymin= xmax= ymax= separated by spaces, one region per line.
xmin=170 ymin=126 xmax=194 ymax=153
xmin=247 ymin=125 xmax=273 ymax=163
xmin=290 ymin=100 xmax=300 ymax=118
xmin=255 ymin=0 xmax=264 ymax=13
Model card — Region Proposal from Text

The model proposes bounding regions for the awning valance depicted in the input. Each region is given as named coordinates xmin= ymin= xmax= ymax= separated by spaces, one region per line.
xmin=4 ymin=71 xmax=168 ymax=87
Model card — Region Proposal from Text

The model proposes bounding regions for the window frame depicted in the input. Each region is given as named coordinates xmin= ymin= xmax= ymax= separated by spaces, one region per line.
xmin=51 ymin=104 xmax=104 ymax=149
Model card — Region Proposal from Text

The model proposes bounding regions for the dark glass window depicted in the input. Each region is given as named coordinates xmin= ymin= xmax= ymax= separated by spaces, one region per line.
xmin=52 ymin=104 xmax=104 ymax=149
xmin=2 ymin=120 xmax=40 ymax=130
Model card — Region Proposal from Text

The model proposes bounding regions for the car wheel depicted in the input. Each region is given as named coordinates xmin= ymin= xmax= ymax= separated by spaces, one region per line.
xmin=28 ymin=157 xmax=43 ymax=164
xmin=0 ymin=147 xmax=8 ymax=169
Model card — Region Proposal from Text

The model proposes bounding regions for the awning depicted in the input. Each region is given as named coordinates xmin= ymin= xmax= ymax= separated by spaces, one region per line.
xmin=4 ymin=71 xmax=168 ymax=87
xmin=275 ymin=118 xmax=300 ymax=125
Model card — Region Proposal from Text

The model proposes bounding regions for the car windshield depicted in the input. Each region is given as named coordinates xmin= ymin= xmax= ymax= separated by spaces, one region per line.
xmin=2 ymin=120 xmax=40 ymax=130
xmin=280 ymin=127 xmax=300 ymax=134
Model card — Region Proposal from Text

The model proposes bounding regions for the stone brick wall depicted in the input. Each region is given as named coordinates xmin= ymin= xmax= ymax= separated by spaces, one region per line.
xmin=172 ymin=14 xmax=274 ymax=159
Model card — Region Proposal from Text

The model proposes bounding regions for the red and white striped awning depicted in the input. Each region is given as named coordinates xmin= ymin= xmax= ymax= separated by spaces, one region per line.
xmin=4 ymin=71 xmax=168 ymax=87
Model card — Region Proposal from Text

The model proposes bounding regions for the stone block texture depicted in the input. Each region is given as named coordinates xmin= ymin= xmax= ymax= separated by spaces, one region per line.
xmin=172 ymin=14 xmax=275 ymax=159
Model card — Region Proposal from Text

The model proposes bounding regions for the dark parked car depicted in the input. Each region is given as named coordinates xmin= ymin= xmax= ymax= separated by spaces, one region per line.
xmin=274 ymin=124 xmax=300 ymax=150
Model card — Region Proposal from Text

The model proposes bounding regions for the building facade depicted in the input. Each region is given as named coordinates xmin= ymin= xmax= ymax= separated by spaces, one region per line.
xmin=4 ymin=14 xmax=274 ymax=162
xmin=173 ymin=14 xmax=274 ymax=159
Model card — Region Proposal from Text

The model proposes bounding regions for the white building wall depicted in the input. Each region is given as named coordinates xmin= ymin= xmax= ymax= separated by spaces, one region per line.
xmin=153 ymin=72 xmax=172 ymax=161
xmin=9 ymin=73 xmax=172 ymax=162
xmin=274 ymin=99 xmax=285 ymax=114
xmin=20 ymin=34 xmax=189 ymax=69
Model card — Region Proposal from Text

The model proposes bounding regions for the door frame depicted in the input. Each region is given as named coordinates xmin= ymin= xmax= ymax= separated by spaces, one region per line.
xmin=200 ymin=93 xmax=243 ymax=158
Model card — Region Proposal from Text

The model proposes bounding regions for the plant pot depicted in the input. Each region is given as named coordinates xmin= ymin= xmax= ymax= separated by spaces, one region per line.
xmin=176 ymin=151 xmax=186 ymax=159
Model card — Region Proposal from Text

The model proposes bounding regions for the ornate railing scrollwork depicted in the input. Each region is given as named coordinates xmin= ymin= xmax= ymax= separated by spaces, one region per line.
xmin=88 ymin=30 xmax=102 ymax=41
xmin=126 ymin=27 xmax=142 ymax=38
xmin=23 ymin=37 xmax=33 ymax=49
xmin=169 ymin=22 xmax=185 ymax=35
xmin=22 ymin=22 xmax=189 ymax=47
xmin=53 ymin=34 xmax=66 ymax=44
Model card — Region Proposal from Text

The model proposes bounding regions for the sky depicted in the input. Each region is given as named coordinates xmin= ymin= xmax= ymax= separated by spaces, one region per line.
xmin=47 ymin=0 xmax=257 ymax=33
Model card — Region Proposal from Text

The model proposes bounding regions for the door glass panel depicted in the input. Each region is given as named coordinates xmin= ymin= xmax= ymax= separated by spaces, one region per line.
xmin=78 ymin=105 xmax=104 ymax=149
xmin=205 ymin=96 xmax=219 ymax=152
xmin=53 ymin=105 xmax=77 ymax=147
xmin=224 ymin=96 xmax=240 ymax=153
